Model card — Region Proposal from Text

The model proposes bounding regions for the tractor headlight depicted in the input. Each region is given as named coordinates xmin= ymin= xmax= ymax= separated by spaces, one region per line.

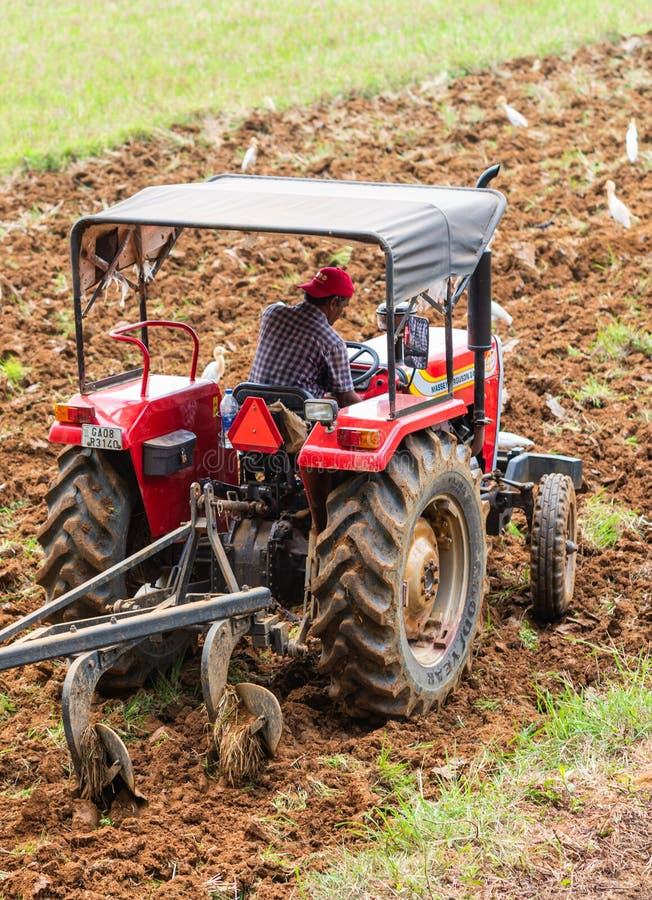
xmin=304 ymin=398 xmax=338 ymax=426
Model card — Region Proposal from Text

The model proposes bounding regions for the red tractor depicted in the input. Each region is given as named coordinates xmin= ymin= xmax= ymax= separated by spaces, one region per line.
xmin=0 ymin=167 xmax=580 ymax=795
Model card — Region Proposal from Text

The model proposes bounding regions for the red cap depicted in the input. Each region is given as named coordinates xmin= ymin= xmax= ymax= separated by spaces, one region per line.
xmin=298 ymin=267 xmax=355 ymax=299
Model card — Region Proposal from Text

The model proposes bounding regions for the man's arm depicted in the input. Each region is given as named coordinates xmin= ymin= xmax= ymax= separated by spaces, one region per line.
xmin=334 ymin=389 xmax=361 ymax=407
xmin=327 ymin=337 xmax=361 ymax=408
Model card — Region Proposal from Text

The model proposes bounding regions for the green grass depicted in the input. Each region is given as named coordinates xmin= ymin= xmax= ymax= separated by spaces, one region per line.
xmin=571 ymin=374 xmax=619 ymax=408
xmin=103 ymin=656 xmax=192 ymax=740
xmin=518 ymin=619 xmax=539 ymax=651
xmin=0 ymin=694 xmax=16 ymax=720
xmin=0 ymin=501 xmax=28 ymax=534
xmin=272 ymin=786 xmax=309 ymax=812
xmin=580 ymin=490 xmax=644 ymax=550
xmin=329 ymin=246 xmax=353 ymax=267
xmin=375 ymin=738 xmax=417 ymax=797
xmin=27 ymin=721 xmax=66 ymax=749
xmin=592 ymin=318 xmax=652 ymax=359
xmin=0 ymin=2 xmax=649 ymax=173
xmin=320 ymin=753 xmax=356 ymax=771
xmin=505 ymin=520 xmax=526 ymax=540
xmin=529 ymin=656 xmax=652 ymax=759
xmin=305 ymin=652 xmax=652 ymax=898
xmin=0 ymin=357 xmax=27 ymax=388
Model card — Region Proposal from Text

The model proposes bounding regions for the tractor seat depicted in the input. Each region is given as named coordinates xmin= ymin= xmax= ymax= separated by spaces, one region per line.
xmin=233 ymin=382 xmax=313 ymax=415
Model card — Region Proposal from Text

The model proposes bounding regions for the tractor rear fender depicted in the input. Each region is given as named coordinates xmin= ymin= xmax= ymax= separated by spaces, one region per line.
xmin=297 ymin=393 xmax=467 ymax=474
xmin=46 ymin=375 xmax=238 ymax=536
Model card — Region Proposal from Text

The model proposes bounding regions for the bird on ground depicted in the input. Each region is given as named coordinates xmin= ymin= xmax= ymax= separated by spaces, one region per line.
xmin=626 ymin=118 xmax=638 ymax=163
xmin=201 ymin=345 xmax=228 ymax=382
xmin=497 ymin=95 xmax=528 ymax=129
xmin=491 ymin=300 xmax=513 ymax=326
xmin=241 ymin=138 xmax=258 ymax=172
xmin=605 ymin=180 xmax=633 ymax=229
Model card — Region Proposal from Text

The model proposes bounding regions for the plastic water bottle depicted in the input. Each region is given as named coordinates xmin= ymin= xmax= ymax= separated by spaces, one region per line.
xmin=220 ymin=388 xmax=239 ymax=449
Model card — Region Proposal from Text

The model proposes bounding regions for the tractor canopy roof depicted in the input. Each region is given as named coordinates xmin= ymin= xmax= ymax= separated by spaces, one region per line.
xmin=70 ymin=174 xmax=506 ymax=308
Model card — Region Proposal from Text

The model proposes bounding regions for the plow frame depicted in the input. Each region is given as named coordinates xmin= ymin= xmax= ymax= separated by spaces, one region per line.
xmin=0 ymin=482 xmax=288 ymax=801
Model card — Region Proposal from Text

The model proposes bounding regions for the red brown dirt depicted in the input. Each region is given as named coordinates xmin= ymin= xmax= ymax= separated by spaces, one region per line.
xmin=1 ymin=33 xmax=651 ymax=899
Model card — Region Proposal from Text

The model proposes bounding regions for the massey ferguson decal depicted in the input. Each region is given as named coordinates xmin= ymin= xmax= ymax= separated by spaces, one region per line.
xmin=409 ymin=348 xmax=498 ymax=397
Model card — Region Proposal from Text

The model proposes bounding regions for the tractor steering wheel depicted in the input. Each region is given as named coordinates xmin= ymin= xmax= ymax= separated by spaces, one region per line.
xmin=346 ymin=341 xmax=382 ymax=388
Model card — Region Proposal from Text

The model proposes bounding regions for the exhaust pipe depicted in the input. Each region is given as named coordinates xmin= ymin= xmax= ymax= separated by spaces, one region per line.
xmin=467 ymin=250 xmax=492 ymax=459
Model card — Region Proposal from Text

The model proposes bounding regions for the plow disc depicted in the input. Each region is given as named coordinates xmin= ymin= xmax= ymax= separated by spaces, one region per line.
xmin=63 ymin=645 xmax=145 ymax=801
xmin=212 ymin=683 xmax=283 ymax=787
xmin=201 ymin=618 xmax=284 ymax=786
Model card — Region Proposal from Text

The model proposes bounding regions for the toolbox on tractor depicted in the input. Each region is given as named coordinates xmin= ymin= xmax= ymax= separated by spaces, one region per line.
xmin=0 ymin=166 xmax=581 ymax=801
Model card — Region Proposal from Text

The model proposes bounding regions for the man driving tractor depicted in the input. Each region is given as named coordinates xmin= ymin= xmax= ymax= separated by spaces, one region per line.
xmin=249 ymin=266 xmax=361 ymax=408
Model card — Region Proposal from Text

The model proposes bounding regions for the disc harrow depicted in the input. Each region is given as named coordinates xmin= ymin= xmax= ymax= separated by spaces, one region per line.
xmin=0 ymin=482 xmax=287 ymax=801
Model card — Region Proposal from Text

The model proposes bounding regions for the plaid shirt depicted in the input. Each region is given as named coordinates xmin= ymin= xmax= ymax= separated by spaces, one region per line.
xmin=249 ymin=300 xmax=353 ymax=397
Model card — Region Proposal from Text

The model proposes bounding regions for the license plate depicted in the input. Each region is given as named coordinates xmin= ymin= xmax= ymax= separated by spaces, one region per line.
xmin=81 ymin=424 xmax=123 ymax=450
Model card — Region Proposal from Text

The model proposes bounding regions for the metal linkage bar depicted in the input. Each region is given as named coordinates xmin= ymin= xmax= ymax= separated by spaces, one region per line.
xmin=0 ymin=587 xmax=271 ymax=672
xmin=0 ymin=523 xmax=192 ymax=645
xmin=201 ymin=482 xmax=240 ymax=593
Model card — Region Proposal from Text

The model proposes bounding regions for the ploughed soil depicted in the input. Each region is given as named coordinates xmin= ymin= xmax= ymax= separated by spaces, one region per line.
xmin=1 ymin=32 xmax=651 ymax=899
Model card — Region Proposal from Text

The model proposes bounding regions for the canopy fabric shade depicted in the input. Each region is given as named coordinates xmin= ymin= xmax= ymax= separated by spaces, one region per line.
xmin=71 ymin=174 xmax=506 ymax=306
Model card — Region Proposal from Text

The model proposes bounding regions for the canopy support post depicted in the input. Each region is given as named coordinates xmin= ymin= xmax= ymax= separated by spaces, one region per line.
xmin=385 ymin=258 xmax=396 ymax=419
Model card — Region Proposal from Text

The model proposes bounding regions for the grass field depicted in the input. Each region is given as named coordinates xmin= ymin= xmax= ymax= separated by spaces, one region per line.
xmin=306 ymin=653 xmax=652 ymax=896
xmin=1 ymin=1 xmax=649 ymax=173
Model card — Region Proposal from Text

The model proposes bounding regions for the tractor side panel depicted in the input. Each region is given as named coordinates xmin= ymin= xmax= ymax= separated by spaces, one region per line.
xmin=406 ymin=331 xmax=502 ymax=471
xmin=126 ymin=388 xmax=237 ymax=536
xmin=47 ymin=376 xmax=238 ymax=537
xmin=358 ymin=328 xmax=502 ymax=471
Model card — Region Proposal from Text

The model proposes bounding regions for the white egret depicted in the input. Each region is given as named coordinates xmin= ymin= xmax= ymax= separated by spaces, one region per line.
xmin=241 ymin=138 xmax=258 ymax=172
xmin=201 ymin=345 xmax=228 ymax=382
xmin=626 ymin=118 xmax=638 ymax=163
xmin=497 ymin=95 xmax=528 ymax=129
xmin=491 ymin=300 xmax=513 ymax=326
xmin=605 ymin=180 xmax=632 ymax=229
xmin=497 ymin=431 xmax=534 ymax=451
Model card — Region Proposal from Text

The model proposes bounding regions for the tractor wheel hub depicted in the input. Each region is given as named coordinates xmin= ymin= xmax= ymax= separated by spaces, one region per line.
xmin=404 ymin=518 xmax=440 ymax=639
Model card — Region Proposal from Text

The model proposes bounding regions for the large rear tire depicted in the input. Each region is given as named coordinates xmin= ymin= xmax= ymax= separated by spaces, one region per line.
xmin=37 ymin=447 xmax=132 ymax=619
xmin=37 ymin=446 xmax=191 ymax=686
xmin=311 ymin=430 xmax=486 ymax=718
xmin=530 ymin=473 xmax=577 ymax=622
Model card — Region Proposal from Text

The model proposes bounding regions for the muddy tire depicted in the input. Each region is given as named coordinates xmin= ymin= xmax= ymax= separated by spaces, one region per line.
xmin=37 ymin=446 xmax=191 ymax=685
xmin=311 ymin=430 xmax=486 ymax=718
xmin=37 ymin=447 xmax=132 ymax=620
xmin=530 ymin=473 xmax=577 ymax=622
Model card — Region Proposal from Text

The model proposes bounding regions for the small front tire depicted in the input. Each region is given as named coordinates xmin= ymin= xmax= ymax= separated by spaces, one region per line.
xmin=530 ymin=473 xmax=578 ymax=621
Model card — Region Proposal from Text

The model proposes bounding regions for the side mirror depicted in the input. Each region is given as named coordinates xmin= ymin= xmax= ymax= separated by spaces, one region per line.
xmin=403 ymin=315 xmax=429 ymax=369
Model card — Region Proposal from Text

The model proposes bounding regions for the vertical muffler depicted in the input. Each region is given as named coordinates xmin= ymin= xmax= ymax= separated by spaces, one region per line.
xmin=467 ymin=249 xmax=492 ymax=459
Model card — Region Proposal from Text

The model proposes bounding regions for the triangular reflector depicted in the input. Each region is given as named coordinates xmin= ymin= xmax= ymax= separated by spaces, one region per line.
xmin=228 ymin=396 xmax=283 ymax=453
